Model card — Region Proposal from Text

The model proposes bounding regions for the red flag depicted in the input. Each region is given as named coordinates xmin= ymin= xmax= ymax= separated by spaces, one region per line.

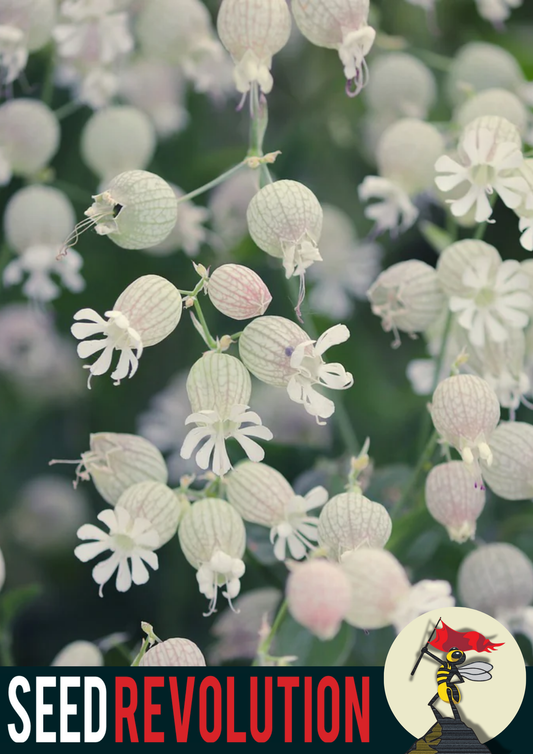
xmin=429 ymin=621 xmax=504 ymax=653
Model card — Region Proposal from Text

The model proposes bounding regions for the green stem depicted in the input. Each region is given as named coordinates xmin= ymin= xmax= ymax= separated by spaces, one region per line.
xmin=177 ymin=162 xmax=248 ymax=205
xmin=41 ymin=46 xmax=56 ymax=106
xmin=0 ymin=244 xmax=12 ymax=279
xmin=130 ymin=637 xmax=151 ymax=667
xmin=393 ymin=429 xmax=439 ymax=517
xmin=253 ymin=598 xmax=288 ymax=666
xmin=474 ymin=221 xmax=488 ymax=240
xmin=54 ymin=100 xmax=83 ymax=121
xmin=193 ymin=299 xmax=218 ymax=349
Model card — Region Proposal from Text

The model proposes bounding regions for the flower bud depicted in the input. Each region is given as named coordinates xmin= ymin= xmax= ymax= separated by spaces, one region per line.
xmin=81 ymin=170 xmax=178 ymax=250
xmin=317 ymin=492 xmax=392 ymax=560
xmin=81 ymin=106 xmax=157 ymax=183
xmin=341 ymin=549 xmax=454 ymax=631
xmin=72 ymin=432 xmax=168 ymax=506
xmin=226 ymin=461 xmax=293 ymax=526
xmin=430 ymin=375 xmax=500 ymax=468
xmin=480 ymin=421 xmax=533 ymax=500
xmin=186 ymin=352 xmax=251 ymax=415
xmin=207 ymin=264 xmax=272 ymax=320
xmin=51 ymin=641 xmax=103 ymax=667
xmin=368 ymin=260 xmax=445 ymax=345
xmin=0 ymin=99 xmax=59 ymax=184
xmin=455 ymin=89 xmax=528 ymax=136
xmin=178 ymin=498 xmax=246 ymax=569
xmin=292 ymin=0 xmax=375 ymax=96
xmin=140 ymin=638 xmax=206 ymax=667
xmin=217 ymin=0 xmax=292 ymax=94
xmin=366 ymin=53 xmax=436 ymax=119
xmin=425 ymin=461 xmax=485 ymax=543
xmin=239 ymin=316 xmax=308 ymax=387
xmin=247 ymin=180 xmax=323 ymax=278
xmin=113 ymin=274 xmax=183 ymax=347
xmin=286 ymin=560 xmax=352 ymax=640
xmin=446 ymin=42 xmax=525 ymax=106
xmin=116 ymin=481 xmax=181 ymax=546
xmin=4 ymin=185 xmax=75 ymax=251
xmin=376 ymin=119 xmax=445 ymax=196
xmin=458 ymin=543 xmax=533 ymax=614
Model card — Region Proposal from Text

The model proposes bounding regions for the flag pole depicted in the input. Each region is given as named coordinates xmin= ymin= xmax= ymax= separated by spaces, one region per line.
xmin=411 ymin=617 xmax=441 ymax=676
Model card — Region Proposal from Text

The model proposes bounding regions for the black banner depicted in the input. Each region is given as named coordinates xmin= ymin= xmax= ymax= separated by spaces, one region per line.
xmin=0 ymin=668 xmax=530 ymax=750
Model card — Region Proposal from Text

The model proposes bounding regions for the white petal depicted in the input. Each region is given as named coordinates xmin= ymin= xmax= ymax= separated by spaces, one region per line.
xmin=115 ymin=558 xmax=132 ymax=592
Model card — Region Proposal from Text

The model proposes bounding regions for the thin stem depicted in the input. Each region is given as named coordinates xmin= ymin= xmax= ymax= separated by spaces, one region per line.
xmin=177 ymin=161 xmax=248 ymax=205
xmin=130 ymin=637 xmax=151 ymax=667
xmin=193 ymin=299 xmax=218 ymax=349
xmin=474 ymin=220 xmax=489 ymax=240
xmin=393 ymin=429 xmax=439 ymax=517
xmin=41 ymin=46 xmax=56 ymax=106
xmin=55 ymin=100 xmax=83 ymax=121
xmin=253 ymin=598 xmax=288 ymax=666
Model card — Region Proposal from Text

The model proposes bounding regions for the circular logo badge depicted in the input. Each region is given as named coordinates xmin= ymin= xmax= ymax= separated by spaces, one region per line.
xmin=384 ymin=606 xmax=526 ymax=744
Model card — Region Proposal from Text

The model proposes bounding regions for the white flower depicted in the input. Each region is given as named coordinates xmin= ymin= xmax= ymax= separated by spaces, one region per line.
xmin=196 ymin=550 xmax=246 ymax=608
xmin=0 ymin=25 xmax=28 ymax=85
xmin=358 ymin=176 xmax=419 ymax=237
xmin=72 ymin=308 xmax=143 ymax=387
xmin=3 ymin=245 xmax=85 ymax=302
xmin=449 ymin=257 xmax=531 ymax=346
xmin=180 ymin=404 xmax=273 ymax=477
xmin=519 ymin=215 xmax=533 ymax=251
xmin=287 ymin=324 xmax=353 ymax=422
xmin=475 ymin=0 xmax=522 ymax=26
xmin=269 ymin=486 xmax=328 ymax=561
xmin=54 ymin=7 xmax=133 ymax=66
xmin=75 ymin=507 xmax=160 ymax=597
xmin=435 ymin=127 xmax=529 ymax=223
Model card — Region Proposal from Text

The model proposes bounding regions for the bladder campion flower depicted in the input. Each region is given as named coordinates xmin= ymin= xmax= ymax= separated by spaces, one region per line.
xmin=72 ymin=274 xmax=182 ymax=387
xmin=425 ymin=461 xmax=486 ymax=543
xmin=140 ymin=638 xmax=206 ymax=667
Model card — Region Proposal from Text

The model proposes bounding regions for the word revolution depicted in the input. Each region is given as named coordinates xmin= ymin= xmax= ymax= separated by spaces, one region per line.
xmin=6 ymin=673 xmax=370 ymax=745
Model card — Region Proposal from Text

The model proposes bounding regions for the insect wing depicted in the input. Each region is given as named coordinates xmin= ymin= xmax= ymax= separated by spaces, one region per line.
xmin=460 ymin=661 xmax=493 ymax=681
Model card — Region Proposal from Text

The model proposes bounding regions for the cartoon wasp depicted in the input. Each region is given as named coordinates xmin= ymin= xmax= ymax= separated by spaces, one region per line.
xmin=411 ymin=618 xmax=503 ymax=714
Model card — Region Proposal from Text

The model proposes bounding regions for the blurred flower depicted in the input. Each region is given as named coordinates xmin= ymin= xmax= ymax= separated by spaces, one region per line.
xmin=437 ymin=239 xmax=532 ymax=347
xmin=475 ymin=0 xmax=522 ymax=26
xmin=0 ymin=304 xmax=83 ymax=401
xmin=118 ymin=59 xmax=189 ymax=138
xmin=0 ymin=25 xmax=28 ymax=85
xmin=366 ymin=52 xmax=436 ymax=120
xmin=51 ymin=640 xmax=104 ymax=667
xmin=287 ymin=560 xmax=352 ymax=640
xmin=359 ymin=177 xmax=419 ymax=237
xmin=10 ymin=476 xmax=90 ymax=552
xmin=148 ymin=186 xmax=209 ymax=257
xmin=209 ymin=169 xmax=258 ymax=251
xmin=4 ymin=245 xmax=84 ymax=302
xmin=75 ymin=507 xmax=160 ymax=597
xmin=307 ymin=204 xmax=382 ymax=318
xmin=209 ymin=587 xmax=281 ymax=664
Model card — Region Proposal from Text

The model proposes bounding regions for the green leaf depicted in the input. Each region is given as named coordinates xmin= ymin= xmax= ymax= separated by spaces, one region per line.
xmin=274 ymin=615 xmax=355 ymax=667
xmin=0 ymin=584 xmax=42 ymax=628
